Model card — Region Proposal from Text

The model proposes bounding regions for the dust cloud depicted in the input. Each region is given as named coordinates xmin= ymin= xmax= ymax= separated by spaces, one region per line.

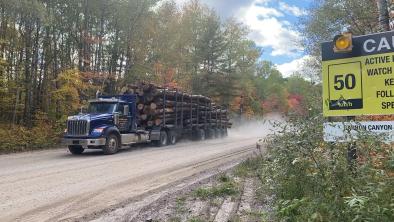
xmin=228 ymin=113 xmax=285 ymax=139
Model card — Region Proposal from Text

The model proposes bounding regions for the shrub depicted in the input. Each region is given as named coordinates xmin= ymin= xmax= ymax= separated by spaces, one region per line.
xmin=258 ymin=115 xmax=394 ymax=221
xmin=0 ymin=112 xmax=63 ymax=153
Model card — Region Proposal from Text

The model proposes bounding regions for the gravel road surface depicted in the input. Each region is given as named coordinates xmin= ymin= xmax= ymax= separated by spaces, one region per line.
xmin=0 ymin=135 xmax=261 ymax=222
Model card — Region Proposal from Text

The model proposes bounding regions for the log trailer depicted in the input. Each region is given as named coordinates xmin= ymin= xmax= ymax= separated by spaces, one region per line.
xmin=63 ymin=84 xmax=231 ymax=154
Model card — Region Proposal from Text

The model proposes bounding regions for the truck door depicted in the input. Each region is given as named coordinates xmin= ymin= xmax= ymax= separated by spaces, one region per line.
xmin=116 ymin=103 xmax=130 ymax=132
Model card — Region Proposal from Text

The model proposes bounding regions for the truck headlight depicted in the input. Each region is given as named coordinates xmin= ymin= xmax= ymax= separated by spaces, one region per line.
xmin=93 ymin=128 xmax=105 ymax=134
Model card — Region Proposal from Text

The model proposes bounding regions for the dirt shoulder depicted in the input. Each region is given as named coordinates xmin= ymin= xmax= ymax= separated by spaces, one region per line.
xmin=89 ymin=155 xmax=274 ymax=222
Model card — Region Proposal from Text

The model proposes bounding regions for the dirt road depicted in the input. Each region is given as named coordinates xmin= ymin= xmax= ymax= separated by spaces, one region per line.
xmin=0 ymin=134 xmax=263 ymax=222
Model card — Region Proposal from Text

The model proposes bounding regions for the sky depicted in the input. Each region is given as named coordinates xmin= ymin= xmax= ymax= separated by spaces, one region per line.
xmin=173 ymin=0 xmax=312 ymax=77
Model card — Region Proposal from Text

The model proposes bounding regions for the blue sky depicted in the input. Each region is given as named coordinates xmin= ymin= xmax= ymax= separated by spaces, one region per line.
xmin=173 ymin=0 xmax=313 ymax=77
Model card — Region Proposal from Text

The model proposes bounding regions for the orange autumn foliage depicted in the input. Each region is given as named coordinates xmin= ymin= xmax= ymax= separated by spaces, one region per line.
xmin=357 ymin=115 xmax=394 ymax=121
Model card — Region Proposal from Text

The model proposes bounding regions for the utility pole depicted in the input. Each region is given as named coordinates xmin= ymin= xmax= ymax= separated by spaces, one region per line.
xmin=377 ymin=0 xmax=390 ymax=31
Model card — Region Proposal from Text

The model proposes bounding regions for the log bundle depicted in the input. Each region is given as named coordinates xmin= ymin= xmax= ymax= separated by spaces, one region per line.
xmin=121 ymin=83 xmax=232 ymax=129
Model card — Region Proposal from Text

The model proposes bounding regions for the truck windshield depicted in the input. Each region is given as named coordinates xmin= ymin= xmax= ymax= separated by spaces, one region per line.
xmin=88 ymin=102 xmax=117 ymax=114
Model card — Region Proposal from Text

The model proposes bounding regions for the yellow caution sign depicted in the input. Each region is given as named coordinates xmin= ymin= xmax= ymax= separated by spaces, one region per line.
xmin=322 ymin=31 xmax=394 ymax=116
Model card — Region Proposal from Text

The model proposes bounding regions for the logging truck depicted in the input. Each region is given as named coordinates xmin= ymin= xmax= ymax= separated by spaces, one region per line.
xmin=62 ymin=84 xmax=231 ymax=155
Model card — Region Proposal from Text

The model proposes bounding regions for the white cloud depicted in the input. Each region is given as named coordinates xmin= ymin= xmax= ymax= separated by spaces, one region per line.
xmin=172 ymin=0 xmax=305 ymax=57
xmin=255 ymin=7 xmax=284 ymax=18
xmin=278 ymin=2 xmax=307 ymax=17
xmin=173 ymin=0 xmax=188 ymax=6
xmin=276 ymin=55 xmax=311 ymax=78
xmin=239 ymin=1 xmax=303 ymax=57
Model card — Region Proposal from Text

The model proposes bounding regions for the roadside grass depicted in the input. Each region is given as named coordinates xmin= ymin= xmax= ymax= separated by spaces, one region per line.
xmin=175 ymin=196 xmax=187 ymax=214
xmin=232 ymin=210 xmax=269 ymax=222
xmin=168 ymin=217 xmax=181 ymax=222
xmin=218 ymin=173 xmax=230 ymax=182
xmin=246 ymin=210 xmax=269 ymax=221
xmin=188 ymin=217 xmax=205 ymax=222
xmin=193 ymin=175 xmax=239 ymax=200
xmin=233 ymin=157 xmax=264 ymax=178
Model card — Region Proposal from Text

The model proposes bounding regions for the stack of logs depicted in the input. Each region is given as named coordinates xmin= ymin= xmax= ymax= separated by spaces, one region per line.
xmin=121 ymin=83 xmax=231 ymax=129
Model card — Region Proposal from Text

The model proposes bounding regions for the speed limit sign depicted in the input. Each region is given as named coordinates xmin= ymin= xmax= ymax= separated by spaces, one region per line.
xmin=327 ymin=61 xmax=363 ymax=110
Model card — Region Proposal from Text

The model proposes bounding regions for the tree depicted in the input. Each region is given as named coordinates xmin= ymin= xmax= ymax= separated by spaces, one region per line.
xmin=299 ymin=0 xmax=379 ymax=59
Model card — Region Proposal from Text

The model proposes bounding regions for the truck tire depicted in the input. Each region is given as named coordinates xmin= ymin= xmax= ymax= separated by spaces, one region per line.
xmin=103 ymin=134 xmax=119 ymax=155
xmin=197 ymin=129 xmax=206 ymax=141
xmin=207 ymin=129 xmax=215 ymax=139
xmin=214 ymin=129 xmax=220 ymax=138
xmin=68 ymin=145 xmax=84 ymax=155
xmin=168 ymin=131 xmax=177 ymax=145
xmin=219 ymin=129 xmax=224 ymax=138
xmin=154 ymin=130 xmax=168 ymax=147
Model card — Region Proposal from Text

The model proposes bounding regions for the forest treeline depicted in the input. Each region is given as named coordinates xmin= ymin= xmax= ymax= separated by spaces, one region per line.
xmin=0 ymin=0 xmax=316 ymax=150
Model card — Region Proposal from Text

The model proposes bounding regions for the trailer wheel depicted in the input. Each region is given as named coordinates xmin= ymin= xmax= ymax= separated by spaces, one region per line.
xmin=214 ymin=129 xmax=220 ymax=138
xmin=154 ymin=130 xmax=168 ymax=147
xmin=207 ymin=129 xmax=215 ymax=139
xmin=197 ymin=129 xmax=206 ymax=141
xmin=68 ymin=145 xmax=84 ymax=155
xmin=103 ymin=134 xmax=119 ymax=155
xmin=168 ymin=131 xmax=177 ymax=145
xmin=221 ymin=129 xmax=226 ymax=137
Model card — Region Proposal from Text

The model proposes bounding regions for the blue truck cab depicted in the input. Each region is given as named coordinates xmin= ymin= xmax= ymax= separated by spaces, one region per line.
xmin=63 ymin=94 xmax=155 ymax=154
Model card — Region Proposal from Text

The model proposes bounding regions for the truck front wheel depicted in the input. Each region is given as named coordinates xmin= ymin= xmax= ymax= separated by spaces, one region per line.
xmin=103 ymin=134 xmax=119 ymax=155
xmin=68 ymin=145 xmax=84 ymax=155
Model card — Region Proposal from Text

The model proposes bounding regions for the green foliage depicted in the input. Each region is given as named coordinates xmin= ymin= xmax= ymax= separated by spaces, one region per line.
xmin=300 ymin=0 xmax=378 ymax=58
xmin=299 ymin=0 xmax=379 ymax=81
xmin=257 ymin=115 xmax=394 ymax=221
xmin=193 ymin=176 xmax=239 ymax=200
xmin=52 ymin=69 xmax=87 ymax=118
xmin=234 ymin=157 xmax=264 ymax=178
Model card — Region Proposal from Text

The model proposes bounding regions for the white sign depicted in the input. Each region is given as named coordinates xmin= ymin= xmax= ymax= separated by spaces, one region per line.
xmin=324 ymin=121 xmax=394 ymax=142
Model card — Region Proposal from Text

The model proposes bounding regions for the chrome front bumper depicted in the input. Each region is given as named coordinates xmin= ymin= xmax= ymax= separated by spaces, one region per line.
xmin=62 ymin=138 xmax=106 ymax=148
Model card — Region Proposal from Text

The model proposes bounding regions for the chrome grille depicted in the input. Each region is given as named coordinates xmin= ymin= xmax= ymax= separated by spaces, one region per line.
xmin=67 ymin=120 xmax=89 ymax=136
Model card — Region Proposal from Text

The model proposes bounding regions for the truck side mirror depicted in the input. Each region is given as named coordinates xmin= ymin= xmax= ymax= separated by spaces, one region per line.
xmin=124 ymin=105 xmax=129 ymax=116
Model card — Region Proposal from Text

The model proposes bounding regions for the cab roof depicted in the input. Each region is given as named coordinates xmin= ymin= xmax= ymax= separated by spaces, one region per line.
xmin=89 ymin=94 xmax=137 ymax=103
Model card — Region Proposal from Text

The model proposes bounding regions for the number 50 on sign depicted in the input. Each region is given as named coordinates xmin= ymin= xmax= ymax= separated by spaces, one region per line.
xmin=327 ymin=61 xmax=363 ymax=110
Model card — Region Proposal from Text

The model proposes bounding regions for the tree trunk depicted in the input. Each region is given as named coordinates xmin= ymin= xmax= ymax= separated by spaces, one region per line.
xmin=23 ymin=20 xmax=33 ymax=127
